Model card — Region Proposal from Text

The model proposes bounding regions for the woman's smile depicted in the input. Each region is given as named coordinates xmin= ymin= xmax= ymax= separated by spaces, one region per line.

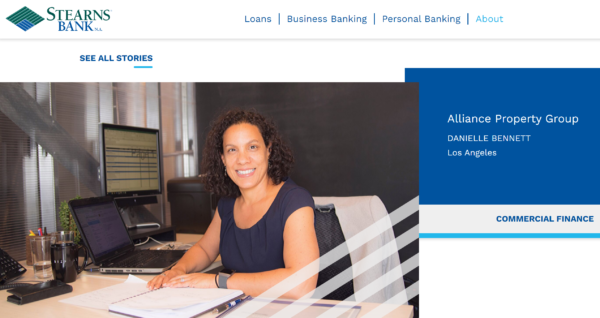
xmin=236 ymin=168 xmax=256 ymax=178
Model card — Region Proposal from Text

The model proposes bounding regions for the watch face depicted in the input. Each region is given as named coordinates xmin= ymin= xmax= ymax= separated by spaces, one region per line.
xmin=221 ymin=269 xmax=234 ymax=275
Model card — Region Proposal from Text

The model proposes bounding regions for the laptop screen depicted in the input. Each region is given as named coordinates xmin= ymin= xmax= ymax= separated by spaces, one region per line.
xmin=71 ymin=201 xmax=132 ymax=258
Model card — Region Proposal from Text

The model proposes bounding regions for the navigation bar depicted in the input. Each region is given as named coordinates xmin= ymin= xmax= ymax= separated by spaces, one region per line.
xmin=0 ymin=1 xmax=597 ymax=39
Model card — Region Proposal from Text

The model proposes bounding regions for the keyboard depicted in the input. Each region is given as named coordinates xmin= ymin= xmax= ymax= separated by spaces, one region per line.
xmin=0 ymin=247 xmax=27 ymax=284
xmin=111 ymin=250 xmax=182 ymax=268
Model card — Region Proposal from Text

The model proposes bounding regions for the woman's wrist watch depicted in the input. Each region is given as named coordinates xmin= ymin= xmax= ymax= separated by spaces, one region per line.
xmin=217 ymin=269 xmax=235 ymax=289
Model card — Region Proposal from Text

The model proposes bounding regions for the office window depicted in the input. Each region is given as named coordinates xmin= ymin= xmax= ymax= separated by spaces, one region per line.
xmin=160 ymin=83 xmax=197 ymax=221
xmin=0 ymin=83 xmax=197 ymax=260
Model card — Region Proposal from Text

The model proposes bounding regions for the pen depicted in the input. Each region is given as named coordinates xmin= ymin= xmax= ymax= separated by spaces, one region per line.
xmin=212 ymin=297 xmax=245 ymax=314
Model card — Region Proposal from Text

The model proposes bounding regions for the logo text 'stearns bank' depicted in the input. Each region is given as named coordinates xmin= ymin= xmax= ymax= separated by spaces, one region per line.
xmin=46 ymin=7 xmax=110 ymax=21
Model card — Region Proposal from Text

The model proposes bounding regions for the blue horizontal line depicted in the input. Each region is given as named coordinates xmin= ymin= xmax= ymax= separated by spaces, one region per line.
xmin=420 ymin=233 xmax=600 ymax=238
xmin=134 ymin=66 xmax=153 ymax=69
xmin=21 ymin=20 xmax=34 ymax=28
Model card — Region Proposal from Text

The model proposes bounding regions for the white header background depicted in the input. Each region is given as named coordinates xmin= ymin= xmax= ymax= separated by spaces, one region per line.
xmin=3 ymin=1 xmax=600 ymax=317
xmin=1 ymin=0 xmax=600 ymax=39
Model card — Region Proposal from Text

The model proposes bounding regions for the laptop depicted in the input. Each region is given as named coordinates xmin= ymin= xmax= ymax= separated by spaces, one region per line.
xmin=69 ymin=196 xmax=185 ymax=274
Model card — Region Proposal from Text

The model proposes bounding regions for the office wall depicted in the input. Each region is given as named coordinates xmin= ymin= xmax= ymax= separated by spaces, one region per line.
xmin=195 ymin=83 xmax=419 ymax=284
xmin=0 ymin=83 xmax=197 ymax=260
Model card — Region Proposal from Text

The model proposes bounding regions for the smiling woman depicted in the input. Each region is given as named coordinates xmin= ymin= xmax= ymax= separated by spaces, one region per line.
xmin=147 ymin=109 xmax=319 ymax=299
xmin=203 ymin=109 xmax=294 ymax=198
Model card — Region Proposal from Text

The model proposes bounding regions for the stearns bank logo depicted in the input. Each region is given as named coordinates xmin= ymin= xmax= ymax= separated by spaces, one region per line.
xmin=6 ymin=6 xmax=111 ymax=32
xmin=6 ymin=6 xmax=44 ymax=31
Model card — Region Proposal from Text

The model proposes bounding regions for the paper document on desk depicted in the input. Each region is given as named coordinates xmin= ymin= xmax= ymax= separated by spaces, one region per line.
xmin=109 ymin=288 xmax=243 ymax=318
xmin=61 ymin=274 xmax=243 ymax=317
xmin=60 ymin=274 xmax=149 ymax=310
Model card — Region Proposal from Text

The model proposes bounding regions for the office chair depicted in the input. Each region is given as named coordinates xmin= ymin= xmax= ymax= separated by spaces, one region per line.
xmin=313 ymin=204 xmax=355 ymax=300
xmin=313 ymin=196 xmax=406 ymax=304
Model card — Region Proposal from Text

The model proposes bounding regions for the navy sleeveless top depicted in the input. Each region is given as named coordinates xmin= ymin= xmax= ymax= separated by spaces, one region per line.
xmin=218 ymin=178 xmax=314 ymax=273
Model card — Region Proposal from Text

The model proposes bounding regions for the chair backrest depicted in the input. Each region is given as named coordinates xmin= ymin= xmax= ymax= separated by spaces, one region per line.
xmin=313 ymin=204 xmax=355 ymax=301
xmin=313 ymin=196 xmax=404 ymax=303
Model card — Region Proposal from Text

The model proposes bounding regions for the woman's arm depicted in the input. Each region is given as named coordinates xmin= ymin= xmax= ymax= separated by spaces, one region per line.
xmin=146 ymin=209 xmax=222 ymax=290
xmin=166 ymin=206 xmax=320 ymax=299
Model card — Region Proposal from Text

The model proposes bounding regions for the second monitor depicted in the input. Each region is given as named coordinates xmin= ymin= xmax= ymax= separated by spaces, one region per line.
xmin=99 ymin=123 xmax=162 ymax=197
xmin=99 ymin=123 xmax=164 ymax=229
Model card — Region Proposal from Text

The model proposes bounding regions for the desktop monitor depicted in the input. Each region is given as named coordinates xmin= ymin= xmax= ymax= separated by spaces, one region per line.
xmin=99 ymin=123 xmax=162 ymax=198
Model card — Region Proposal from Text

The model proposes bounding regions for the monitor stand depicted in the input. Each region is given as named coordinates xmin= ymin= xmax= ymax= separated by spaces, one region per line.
xmin=114 ymin=196 xmax=161 ymax=228
xmin=114 ymin=195 xmax=176 ymax=244
xmin=118 ymin=205 xmax=161 ymax=230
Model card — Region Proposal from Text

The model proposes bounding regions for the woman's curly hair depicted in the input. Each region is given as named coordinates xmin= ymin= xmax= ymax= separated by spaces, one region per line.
xmin=201 ymin=109 xmax=294 ymax=197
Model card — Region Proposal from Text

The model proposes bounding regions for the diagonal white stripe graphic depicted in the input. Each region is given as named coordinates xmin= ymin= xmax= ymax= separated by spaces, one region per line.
xmin=314 ymin=225 xmax=418 ymax=300
xmin=270 ymin=227 xmax=419 ymax=318
xmin=227 ymin=196 xmax=419 ymax=318
xmin=360 ymin=281 xmax=420 ymax=318
xmin=315 ymin=254 xmax=419 ymax=318
xmin=353 ymin=254 xmax=419 ymax=304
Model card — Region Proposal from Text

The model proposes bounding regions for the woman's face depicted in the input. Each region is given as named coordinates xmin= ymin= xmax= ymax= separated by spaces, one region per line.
xmin=221 ymin=123 xmax=270 ymax=191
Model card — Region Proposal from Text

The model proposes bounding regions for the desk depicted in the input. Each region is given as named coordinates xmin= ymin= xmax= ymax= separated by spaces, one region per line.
xmin=1 ymin=234 xmax=413 ymax=318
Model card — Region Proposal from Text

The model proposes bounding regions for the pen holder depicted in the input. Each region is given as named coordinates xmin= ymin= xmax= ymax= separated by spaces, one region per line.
xmin=25 ymin=235 xmax=33 ymax=266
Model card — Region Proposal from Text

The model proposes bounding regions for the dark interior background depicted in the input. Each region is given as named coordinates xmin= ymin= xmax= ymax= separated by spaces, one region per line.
xmin=195 ymin=83 xmax=419 ymax=289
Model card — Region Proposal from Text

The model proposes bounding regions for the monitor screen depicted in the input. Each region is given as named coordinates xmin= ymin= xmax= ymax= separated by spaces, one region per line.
xmin=100 ymin=124 xmax=162 ymax=197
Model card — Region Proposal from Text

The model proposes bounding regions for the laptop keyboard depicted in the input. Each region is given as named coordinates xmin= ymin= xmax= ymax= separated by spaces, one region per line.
xmin=114 ymin=251 xmax=158 ymax=267
xmin=111 ymin=250 xmax=183 ymax=268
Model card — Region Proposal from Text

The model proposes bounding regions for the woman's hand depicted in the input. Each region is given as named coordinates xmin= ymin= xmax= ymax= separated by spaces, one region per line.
xmin=165 ymin=273 xmax=218 ymax=289
xmin=146 ymin=268 xmax=186 ymax=290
